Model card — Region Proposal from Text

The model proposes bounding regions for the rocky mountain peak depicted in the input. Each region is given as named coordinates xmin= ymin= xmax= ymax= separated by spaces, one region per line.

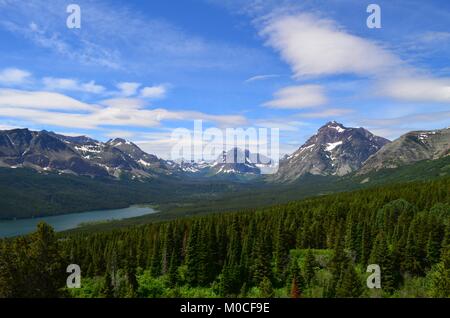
xmin=273 ymin=121 xmax=390 ymax=182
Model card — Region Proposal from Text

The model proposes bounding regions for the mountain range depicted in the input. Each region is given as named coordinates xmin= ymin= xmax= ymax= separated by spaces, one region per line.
xmin=0 ymin=129 xmax=176 ymax=179
xmin=0 ymin=122 xmax=449 ymax=182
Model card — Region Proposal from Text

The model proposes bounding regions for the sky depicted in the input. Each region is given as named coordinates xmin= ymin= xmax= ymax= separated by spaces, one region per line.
xmin=0 ymin=0 xmax=449 ymax=159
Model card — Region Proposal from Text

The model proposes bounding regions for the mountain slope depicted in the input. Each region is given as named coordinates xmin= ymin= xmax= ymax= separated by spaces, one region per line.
xmin=0 ymin=129 xmax=176 ymax=178
xmin=358 ymin=128 xmax=450 ymax=175
xmin=273 ymin=121 xmax=390 ymax=182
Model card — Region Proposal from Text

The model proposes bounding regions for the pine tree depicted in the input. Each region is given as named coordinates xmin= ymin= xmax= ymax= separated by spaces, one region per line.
xmin=427 ymin=228 xmax=443 ymax=267
xmin=303 ymin=249 xmax=316 ymax=286
xmin=260 ymin=276 xmax=274 ymax=298
xmin=167 ymin=251 xmax=178 ymax=288
xmin=273 ymin=219 xmax=289 ymax=284
xmin=185 ymin=221 xmax=200 ymax=286
xmin=100 ymin=271 xmax=115 ymax=298
xmin=252 ymin=231 xmax=271 ymax=285
xmin=28 ymin=222 xmax=66 ymax=298
xmin=429 ymin=262 xmax=449 ymax=298
xmin=286 ymin=256 xmax=304 ymax=297
xmin=335 ymin=259 xmax=362 ymax=298
xmin=403 ymin=223 xmax=423 ymax=276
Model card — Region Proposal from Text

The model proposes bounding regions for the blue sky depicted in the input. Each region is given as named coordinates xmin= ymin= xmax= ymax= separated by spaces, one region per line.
xmin=0 ymin=0 xmax=449 ymax=158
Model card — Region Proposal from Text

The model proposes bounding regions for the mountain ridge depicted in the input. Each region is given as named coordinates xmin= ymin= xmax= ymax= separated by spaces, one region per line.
xmin=358 ymin=127 xmax=450 ymax=174
xmin=0 ymin=128 xmax=176 ymax=178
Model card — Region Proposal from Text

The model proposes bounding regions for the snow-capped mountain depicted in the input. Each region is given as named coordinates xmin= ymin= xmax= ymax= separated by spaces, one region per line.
xmin=179 ymin=148 xmax=272 ymax=176
xmin=0 ymin=129 xmax=176 ymax=178
xmin=209 ymin=148 xmax=271 ymax=175
xmin=273 ymin=121 xmax=390 ymax=182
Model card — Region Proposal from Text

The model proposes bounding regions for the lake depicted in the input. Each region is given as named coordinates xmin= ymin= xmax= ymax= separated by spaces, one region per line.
xmin=0 ymin=205 xmax=158 ymax=238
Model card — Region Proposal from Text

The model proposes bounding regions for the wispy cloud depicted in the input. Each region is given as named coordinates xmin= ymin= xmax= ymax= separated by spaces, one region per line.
xmin=0 ymin=88 xmax=247 ymax=129
xmin=116 ymin=82 xmax=141 ymax=97
xmin=263 ymin=85 xmax=327 ymax=109
xmin=43 ymin=77 xmax=105 ymax=94
xmin=140 ymin=85 xmax=167 ymax=99
xmin=379 ymin=77 xmax=450 ymax=103
xmin=260 ymin=13 xmax=401 ymax=78
xmin=0 ymin=0 xmax=266 ymax=72
xmin=245 ymin=74 xmax=280 ymax=83
xmin=0 ymin=68 xmax=32 ymax=85
xmin=0 ymin=89 xmax=98 ymax=111
xmin=296 ymin=108 xmax=354 ymax=119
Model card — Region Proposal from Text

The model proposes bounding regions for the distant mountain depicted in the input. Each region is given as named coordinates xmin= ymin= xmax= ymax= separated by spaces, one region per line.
xmin=209 ymin=148 xmax=271 ymax=175
xmin=358 ymin=128 xmax=450 ymax=175
xmin=273 ymin=121 xmax=390 ymax=182
xmin=0 ymin=129 xmax=177 ymax=178
xmin=179 ymin=148 xmax=272 ymax=176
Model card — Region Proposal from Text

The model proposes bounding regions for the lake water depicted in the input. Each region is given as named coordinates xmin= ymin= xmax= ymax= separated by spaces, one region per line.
xmin=0 ymin=205 xmax=158 ymax=238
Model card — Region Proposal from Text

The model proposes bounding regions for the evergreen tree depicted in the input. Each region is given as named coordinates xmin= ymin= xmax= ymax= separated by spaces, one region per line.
xmin=185 ymin=221 xmax=200 ymax=286
xmin=167 ymin=251 xmax=178 ymax=288
xmin=335 ymin=259 xmax=362 ymax=298
xmin=100 ymin=271 xmax=115 ymax=298
xmin=260 ymin=276 xmax=274 ymax=298
xmin=303 ymin=249 xmax=316 ymax=286
xmin=27 ymin=223 xmax=66 ymax=298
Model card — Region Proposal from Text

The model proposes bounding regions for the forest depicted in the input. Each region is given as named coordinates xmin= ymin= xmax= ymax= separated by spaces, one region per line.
xmin=0 ymin=177 xmax=449 ymax=298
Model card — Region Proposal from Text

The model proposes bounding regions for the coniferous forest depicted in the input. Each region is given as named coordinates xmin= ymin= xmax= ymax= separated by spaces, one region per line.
xmin=0 ymin=177 xmax=449 ymax=298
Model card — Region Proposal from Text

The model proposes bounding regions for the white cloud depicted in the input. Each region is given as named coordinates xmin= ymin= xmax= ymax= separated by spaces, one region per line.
xmin=0 ymin=89 xmax=247 ymax=129
xmin=100 ymin=98 xmax=146 ymax=109
xmin=263 ymin=85 xmax=327 ymax=109
xmin=380 ymin=77 xmax=450 ymax=103
xmin=140 ymin=85 xmax=167 ymax=99
xmin=296 ymin=108 xmax=353 ymax=119
xmin=0 ymin=68 xmax=31 ymax=84
xmin=0 ymin=89 xmax=98 ymax=111
xmin=0 ymin=124 xmax=21 ymax=131
xmin=116 ymin=82 xmax=141 ymax=97
xmin=260 ymin=13 xmax=400 ymax=78
xmin=43 ymin=77 xmax=105 ymax=94
xmin=245 ymin=74 xmax=280 ymax=83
